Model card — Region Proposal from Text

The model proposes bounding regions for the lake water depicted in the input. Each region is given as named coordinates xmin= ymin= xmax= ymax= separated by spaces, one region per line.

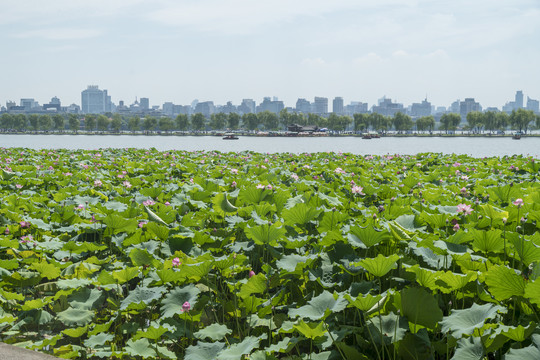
xmin=1 ymin=134 xmax=538 ymax=157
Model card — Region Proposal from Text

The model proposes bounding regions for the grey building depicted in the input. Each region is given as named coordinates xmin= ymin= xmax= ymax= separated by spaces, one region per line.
xmin=238 ymin=99 xmax=256 ymax=114
xmin=459 ymin=98 xmax=481 ymax=121
xmin=372 ymin=97 xmax=403 ymax=117
xmin=295 ymin=98 xmax=311 ymax=113
xmin=527 ymin=97 xmax=539 ymax=113
xmin=194 ymin=101 xmax=215 ymax=117
xmin=410 ymin=98 xmax=431 ymax=117
xmin=81 ymin=85 xmax=111 ymax=114
xmin=515 ymin=91 xmax=524 ymax=109
xmin=140 ymin=98 xmax=149 ymax=110
xmin=313 ymin=97 xmax=328 ymax=115
xmin=332 ymin=97 xmax=344 ymax=114
xmin=257 ymin=97 xmax=284 ymax=114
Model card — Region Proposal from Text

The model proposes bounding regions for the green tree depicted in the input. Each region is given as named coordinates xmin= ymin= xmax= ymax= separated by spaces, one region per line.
xmin=14 ymin=114 xmax=27 ymax=131
xmin=495 ymin=112 xmax=509 ymax=131
xmin=259 ymin=111 xmax=279 ymax=130
xmin=242 ymin=113 xmax=259 ymax=131
xmin=290 ymin=112 xmax=306 ymax=126
xmin=439 ymin=113 xmax=461 ymax=133
xmin=510 ymin=108 xmax=535 ymax=133
xmin=159 ymin=117 xmax=174 ymax=132
xmin=392 ymin=112 xmax=413 ymax=132
xmin=209 ymin=112 xmax=227 ymax=130
xmin=111 ymin=114 xmax=122 ymax=133
xmin=52 ymin=114 xmax=64 ymax=131
xmin=353 ymin=113 xmax=369 ymax=132
xmin=416 ymin=116 xmax=435 ymax=133
xmin=482 ymin=111 xmax=497 ymax=134
xmin=369 ymin=113 xmax=389 ymax=132
xmin=97 ymin=115 xmax=110 ymax=131
xmin=279 ymin=108 xmax=292 ymax=128
xmin=191 ymin=113 xmax=206 ymax=131
xmin=466 ymin=111 xmax=483 ymax=133
xmin=307 ymin=113 xmax=321 ymax=127
xmin=142 ymin=116 xmax=157 ymax=132
xmin=328 ymin=114 xmax=351 ymax=131
xmin=227 ymin=113 xmax=240 ymax=130
xmin=29 ymin=114 xmax=39 ymax=131
xmin=128 ymin=116 xmax=141 ymax=132
xmin=0 ymin=113 xmax=14 ymax=130
xmin=175 ymin=114 xmax=189 ymax=131
xmin=38 ymin=115 xmax=52 ymax=131
xmin=68 ymin=114 xmax=79 ymax=133
xmin=85 ymin=114 xmax=96 ymax=132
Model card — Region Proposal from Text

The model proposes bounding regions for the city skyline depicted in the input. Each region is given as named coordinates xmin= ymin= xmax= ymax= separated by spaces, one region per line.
xmin=1 ymin=1 xmax=539 ymax=108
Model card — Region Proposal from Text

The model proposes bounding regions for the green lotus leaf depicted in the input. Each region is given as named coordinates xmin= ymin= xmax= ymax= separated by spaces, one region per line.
xmin=524 ymin=279 xmax=540 ymax=305
xmin=405 ymin=265 xmax=442 ymax=289
xmin=194 ymin=323 xmax=232 ymax=341
xmin=289 ymin=290 xmax=348 ymax=320
xmin=56 ymin=278 xmax=92 ymax=289
xmin=282 ymin=203 xmax=322 ymax=226
xmin=30 ymin=261 xmax=61 ymax=280
xmin=394 ymin=214 xmax=426 ymax=232
xmin=245 ymin=224 xmax=286 ymax=246
xmin=146 ymin=222 xmax=170 ymax=241
xmin=57 ymin=308 xmax=94 ymax=326
xmin=124 ymin=338 xmax=156 ymax=359
xmin=479 ymin=204 xmax=508 ymax=221
xmin=401 ymin=287 xmax=443 ymax=329
xmin=0 ymin=259 xmax=19 ymax=270
xmin=435 ymin=271 xmax=477 ymax=293
xmin=68 ymin=287 xmax=104 ymax=310
xmin=239 ymin=273 xmax=267 ymax=299
xmin=495 ymin=322 xmax=536 ymax=342
xmin=84 ymin=332 xmax=114 ymax=348
xmin=485 ymin=265 xmax=526 ymax=301
xmin=397 ymin=329 xmax=432 ymax=359
xmin=212 ymin=193 xmax=238 ymax=215
xmin=120 ymin=285 xmax=166 ymax=311
xmin=471 ymin=229 xmax=504 ymax=254
xmin=160 ymin=284 xmax=201 ymax=318
xmin=451 ymin=337 xmax=484 ymax=360
xmin=441 ymin=303 xmax=506 ymax=339
xmin=129 ymin=248 xmax=155 ymax=267
xmin=294 ymin=321 xmax=326 ymax=340
xmin=347 ymin=225 xmax=390 ymax=248
xmin=62 ymin=325 xmax=88 ymax=338
xmin=103 ymin=213 xmax=138 ymax=234
xmin=509 ymin=233 xmax=540 ymax=267
xmin=276 ymin=254 xmax=315 ymax=273
xmin=103 ymin=201 xmax=128 ymax=212
xmin=366 ymin=312 xmax=408 ymax=344
xmin=346 ymin=293 xmax=383 ymax=312
xmin=185 ymin=342 xmax=225 ymax=360
xmin=358 ymin=254 xmax=400 ymax=278
xmin=21 ymin=298 xmax=45 ymax=311
xmin=505 ymin=334 xmax=540 ymax=360
xmin=132 ymin=325 xmax=169 ymax=341
xmin=111 ymin=267 xmax=140 ymax=284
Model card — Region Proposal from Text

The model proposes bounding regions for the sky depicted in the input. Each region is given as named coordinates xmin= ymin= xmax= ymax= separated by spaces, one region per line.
xmin=1 ymin=0 xmax=539 ymax=110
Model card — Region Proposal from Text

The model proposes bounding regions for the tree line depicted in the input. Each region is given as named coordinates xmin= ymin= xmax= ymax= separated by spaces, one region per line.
xmin=1 ymin=109 xmax=538 ymax=133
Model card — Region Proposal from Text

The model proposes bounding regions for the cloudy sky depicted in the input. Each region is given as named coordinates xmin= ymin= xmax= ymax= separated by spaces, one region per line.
xmin=1 ymin=0 xmax=539 ymax=110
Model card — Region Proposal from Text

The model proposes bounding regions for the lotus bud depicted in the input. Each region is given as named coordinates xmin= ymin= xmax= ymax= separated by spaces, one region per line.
xmin=182 ymin=301 xmax=191 ymax=312
xmin=502 ymin=217 xmax=507 ymax=224
xmin=249 ymin=270 xmax=256 ymax=278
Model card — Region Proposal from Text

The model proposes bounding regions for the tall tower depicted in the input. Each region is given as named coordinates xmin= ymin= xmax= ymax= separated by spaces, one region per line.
xmin=515 ymin=90 xmax=524 ymax=109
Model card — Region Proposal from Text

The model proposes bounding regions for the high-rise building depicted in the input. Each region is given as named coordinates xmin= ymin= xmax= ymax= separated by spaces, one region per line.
xmin=20 ymin=98 xmax=39 ymax=111
xmin=81 ymin=85 xmax=110 ymax=114
xmin=372 ymin=97 xmax=403 ymax=116
xmin=257 ymin=97 xmax=284 ymax=114
xmin=410 ymin=98 xmax=431 ymax=117
xmin=194 ymin=101 xmax=215 ymax=117
xmin=459 ymin=98 xmax=481 ymax=121
xmin=527 ymin=96 xmax=539 ymax=113
xmin=332 ymin=97 xmax=344 ymax=114
xmin=238 ymin=99 xmax=256 ymax=114
xmin=140 ymin=97 xmax=149 ymax=110
xmin=515 ymin=91 xmax=524 ymax=109
xmin=313 ymin=97 xmax=328 ymax=115
xmin=295 ymin=98 xmax=311 ymax=113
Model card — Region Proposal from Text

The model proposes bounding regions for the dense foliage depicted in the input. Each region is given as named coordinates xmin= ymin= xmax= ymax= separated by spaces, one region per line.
xmin=1 ymin=148 xmax=540 ymax=359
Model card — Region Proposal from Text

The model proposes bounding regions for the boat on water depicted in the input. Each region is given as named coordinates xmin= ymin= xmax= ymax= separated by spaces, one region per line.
xmin=512 ymin=132 xmax=522 ymax=140
xmin=223 ymin=133 xmax=239 ymax=140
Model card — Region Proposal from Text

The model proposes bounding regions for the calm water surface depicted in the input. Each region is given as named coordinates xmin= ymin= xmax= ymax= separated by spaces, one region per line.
xmin=1 ymin=134 xmax=538 ymax=157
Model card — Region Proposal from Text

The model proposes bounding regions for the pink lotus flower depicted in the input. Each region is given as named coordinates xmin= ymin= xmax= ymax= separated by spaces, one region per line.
xmin=138 ymin=221 xmax=146 ymax=228
xmin=172 ymin=257 xmax=181 ymax=267
xmin=453 ymin=223 xmax=460 ymax=231
xmin=460 ymin=187 xmax=467 ymax=194
xmin=143 ymin=199 xmax=155 ymax=206
xmin=94 ymin=179 xmax=103 ymax=187
xmin=513 ymin=198 xmax=524 ymax=208
xmin=231 ymin=181 xmax=237 ymax=188
xmin=256 ymin=184 xmax=265 ymax=189
xmin=123 ymin=181 xmax=132 ymax=189
xmin=75 ymin=204 xmax=85 ymax=211
xmin=15 ymin=184 xmax=22 ymax=189
xmin=266 ymin=184 xmax=273 ymax=190
xmin=457 ymin=204 xmax=472 ymax=215
xmin=182 ymin=301 xmax=191 ymax=312
xmin=291 ymin=174 xmax=299 ymax=181
xmin=249 ymin=270 xmax=256 ymax=278
xmin=230 ymin=168 xmax=238 ymax=174
xmin=19 ymin=221 xmax=30 ymax=228
xmin=4 ymin=227 xmax=9 ymax=235
xmin=351 ymin=186 xmax=364 ymax=195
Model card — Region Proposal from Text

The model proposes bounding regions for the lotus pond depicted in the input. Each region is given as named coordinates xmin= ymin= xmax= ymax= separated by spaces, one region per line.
xmin=1 ymin=148 xmax=540 ymax=360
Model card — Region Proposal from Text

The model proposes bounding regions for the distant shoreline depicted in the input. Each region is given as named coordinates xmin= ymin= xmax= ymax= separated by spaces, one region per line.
xmin=1 ymin=131 xmax=538 ymax=138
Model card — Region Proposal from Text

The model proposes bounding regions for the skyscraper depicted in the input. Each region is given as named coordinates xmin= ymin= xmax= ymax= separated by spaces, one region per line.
xmin=313 ymin=97 xmax=328 ymax=115
xmin=332 ymin=97 xmax=344 ymax=114
xmin=515 ymin=91 xmax=524 ymax=109
xmin=81 ymin=85 xmax=110 ymax=114
xmin=140 ymin=97 xmax=149 ymax=110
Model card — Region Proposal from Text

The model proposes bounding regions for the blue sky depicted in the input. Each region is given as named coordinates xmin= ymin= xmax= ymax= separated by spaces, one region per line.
xmin=1 ymin=0 xmax=539 ymax=109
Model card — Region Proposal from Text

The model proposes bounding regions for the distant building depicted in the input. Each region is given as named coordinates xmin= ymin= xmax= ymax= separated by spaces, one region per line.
xmin=81 ymin=85 xmax=111 ymax=114
xmin=515 ymin=90 xmax=524 ymax=109
xmin=434 ymin=106 xmax=446 ymax=114
xmin=257 ymin=97 xmax=284 ymax=114
xmin=449 ymin=100 xmax=460 ymax=114
xmin=43 ymin=96 xmax=61 ymax=112
xmin=313 ymin=97 xmax=328 ymax=115
xmin=484 ymin=107 xmax=499 ymax=113
xmin=238 ymin=99 xmax=256 ymax=114
xmin=344 ymin=102 xmax=368 ymax=115
xmin=332 ymin=97 xmax=344 ymax=114
xmin=295 ymin=98 xmax=311 ymax=113
xmin=140 ymin=97 xmax=149 ymax=110
xmin=372 ymin=97 xmax=403 ymax=117
xmin=20 ymin=98 xmax=39 ymax=111
xmin=527 ymin=96 xmax=539 ymax=113
xmin=194 ymin=101 xmax=215 ymax=117
xmin=220 ymin=101 xmax=237 ymax=114
xmin=459 ymin=98 xmax=481 ymax=121
xmin=410 ymin=98 xmax=431 ymax=117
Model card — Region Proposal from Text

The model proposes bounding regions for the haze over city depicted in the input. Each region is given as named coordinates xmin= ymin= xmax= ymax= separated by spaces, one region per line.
xmin=1 ymin=0 xmax=539 ymax=109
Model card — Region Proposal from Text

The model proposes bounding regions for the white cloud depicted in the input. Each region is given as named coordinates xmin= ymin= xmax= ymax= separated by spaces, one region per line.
xmin=14 ymin=28 xmax=102 ymax=40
